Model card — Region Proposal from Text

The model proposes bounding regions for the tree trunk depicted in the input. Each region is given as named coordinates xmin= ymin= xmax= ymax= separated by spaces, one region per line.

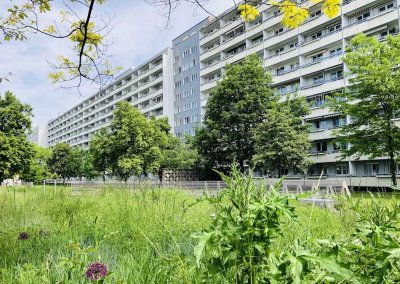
xmin=389 ymin=152 xmax=397 ymax=187
xmin=238 ymin=160 xmax=244 ymax=173
xmin=102 ymin=171 xmax=106 ymax=183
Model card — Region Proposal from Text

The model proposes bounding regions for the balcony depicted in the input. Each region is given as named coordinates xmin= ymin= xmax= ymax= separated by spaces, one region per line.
xmin=309 ymin=128 xmax=334 ymax=141
xmin=310 ymin=151 xmax=341 ymax=163
xmin=200 ymin=44 xmax=221 ymax=61
xmin=245 ymin=21 xmax=264 ymax=38
xmin=264 ymin=47 xmax=299 ymax=67
xmin=301 ymin=53 xmax=343 ymax=76
xmin=264 ymin=28 xmax=298 ymax=47
xmin=263 ymin=13 xmax=283 ymax=28
xmin=247 ymin=41 xmax=264 ymax=55
xmin=272 ymin=69 xmax=300 ymax=85
xmin=342 ymin=0 xmax=380 ymax=14
xmin=201 ymin=60 xmax=225 ymax=76
xmin=299 ymin=14 xmax=340 ymax=34
xmin=343 ymin=8 xmax=398 ymax=38
xmin=300 ymin=29 xmax=343 ymax=54
xmin=201 ymin=77 xmax=220 ymax=91
xmin=300 ymin=77 xmax=346 ymax=97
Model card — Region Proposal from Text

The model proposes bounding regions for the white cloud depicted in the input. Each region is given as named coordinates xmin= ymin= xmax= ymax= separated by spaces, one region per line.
xmin=0 ymin=0 xmax=229 ymax=126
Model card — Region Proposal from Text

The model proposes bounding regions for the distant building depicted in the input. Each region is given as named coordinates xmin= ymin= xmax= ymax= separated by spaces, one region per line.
xmin=47 ymin=48 xmax=174 ymax=148
xmin=172 ymin=19 xmax=208 ymax=138
xmin=28 ymin=124 xmax=48 ymax=147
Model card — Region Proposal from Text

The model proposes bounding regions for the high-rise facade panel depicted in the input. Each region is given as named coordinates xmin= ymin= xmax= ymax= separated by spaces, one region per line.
xmin=47 ymin=48 xmax=174 ymax=147
xmin=198 ymin=0 xmax=400 ymax=178
xmin=172 ymin=20 xmax=208 ymax=138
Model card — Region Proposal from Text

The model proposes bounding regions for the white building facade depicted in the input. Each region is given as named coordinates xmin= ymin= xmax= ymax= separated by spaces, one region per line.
xmin=28 ymin=124 xmax=48 ymax=147
xmin=47 ymin=48 xmax=174 ymax=148
xmin=198 ymin=0 xmax=400 ymax=180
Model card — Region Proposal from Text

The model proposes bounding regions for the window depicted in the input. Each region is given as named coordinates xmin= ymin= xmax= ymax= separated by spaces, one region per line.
xmin=190 ymin=46 xmax=197 ymax=54
xmin=190 ymin=59 xmax=197 ymax=67
xmin=315 ymin=120 xmax=326 ymax=130
xmin=311 ymin=31 xmax=323 ymax=40
xmin=313 ymin=74 xmax=324 ymax=84
xmin=290 ymin=63 xmax=299 ymax=70
xmin=380 ymin=28 xmax=397 ymax=39
xmin=330 ymin=47 xmax=342 ymax=56
xmin=274 ymin=27 xmax=284 ymax=36
xmin=174 ymin=67 xmax=182 ymax=75
xmin=275 ymin=46 xmax=284 ymax=55
xmin=333 ymin=117 xmax=346 ymax=127
xmin=183 ymin=76 xmax=190 ymax=84
xmin=364 ymin=164 xmax=380 ymax=176
xmin=277 ymin=85 xmax=286 ymax=95
xmin=174 ymin=80 xmax=182 ymax=88
xmin=252 ymin=35 xmax=263 ymax=45
xmin=312 ymin=53 xmax=324 ymax=62
xmin=316 ymin=142 xmax=327 ymax=152
xmin=184 ymin=117 xmax=190 ymax=124
xmin=379 ymin=2 xmax=394 ymax=12
xmin=191 ymin=101 xmax=198 ymax=109
xmin=357 ymin=11 xmax=370 ymax=22
xmin=328 ymin=23 xmax=341 ymax=33
xmin=183 ymin=49 xmax=190 ymax=58
xmin=308 ymin=94 xmax=325 ymax=108
xmin=289 ymin=42 xmax=298 ymax=49
xmin=174 ymin=56 xmax=179 ymax=63
xmin=331 ymin=70 xmax=343 ymax=81
xmin=336 ymin=165 xmax=348 ymax=175
xmin=276 ymin=66 xmax=285 ymax=75
xmin=310 ymin=10 xmax=322 ymax=18
xmin=191 ymin=73 xmax=198 ymax=81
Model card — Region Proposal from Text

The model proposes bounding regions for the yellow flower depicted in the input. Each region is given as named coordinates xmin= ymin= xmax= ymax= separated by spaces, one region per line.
xmin=238 ymin=4 xmax=260 ymax=22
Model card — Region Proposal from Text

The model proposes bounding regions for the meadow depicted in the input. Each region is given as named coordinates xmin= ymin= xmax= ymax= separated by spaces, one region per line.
xmin=0 ymin=176 xmax=399 ymax=283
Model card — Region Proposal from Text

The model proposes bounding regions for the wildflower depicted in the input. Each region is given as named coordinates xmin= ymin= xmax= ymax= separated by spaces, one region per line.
xmin=85 ymin=262 xmax=108 ymax=281
xmin=18 ymin=232 xmax=29 ymax=240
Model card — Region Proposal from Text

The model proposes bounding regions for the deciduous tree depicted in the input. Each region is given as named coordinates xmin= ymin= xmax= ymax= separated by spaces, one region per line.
xmin=47 ymin=143 xmax=80 ymax=183
xmin=0 ymin=91 xmax=34 ymax=181
xmin=329 ymin=34 xmax=400 ymax=186
xmin=194 ymin=54 xmax=276 ymax=171
xmin=254 ymin=97 xmax=311 ymax=177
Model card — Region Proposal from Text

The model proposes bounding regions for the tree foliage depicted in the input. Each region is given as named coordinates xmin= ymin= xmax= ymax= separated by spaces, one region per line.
xmin=47 ymin=143 xmax=81 ymax=183
xmin=21 ymin=145 xmax=54 ymax=184
xmin=0 ymin=91 xmax=34 ymax=181
xmin=254 ymin=97 xmax=311 ymax=177
xmin=329 ymin=34 xmax=400 ymax=186
xmin=89 ymin=128 xmax=112 ymax=182
xmin=194 ymin=55 xmax=276 ymax=171
xmin=106 ymin=102 xmax=168 ymax=181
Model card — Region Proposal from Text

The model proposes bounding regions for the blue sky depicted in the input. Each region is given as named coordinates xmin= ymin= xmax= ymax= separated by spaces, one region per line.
xmin=0 ymin=0 xmax=227 ymax=126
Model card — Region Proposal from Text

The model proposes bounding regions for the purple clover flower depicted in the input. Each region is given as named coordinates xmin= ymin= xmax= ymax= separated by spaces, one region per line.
xmin=85 ymin=262 xmax=108 ymax=281
xmin=18 ymin=232 xmax=29 ymax=240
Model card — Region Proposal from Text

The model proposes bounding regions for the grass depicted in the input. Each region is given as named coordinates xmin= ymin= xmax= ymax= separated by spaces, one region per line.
xmin=0 ymin=186 xmax=398 ymax=283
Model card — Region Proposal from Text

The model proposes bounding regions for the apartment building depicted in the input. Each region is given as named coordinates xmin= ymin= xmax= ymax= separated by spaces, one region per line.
xmin=198 ymin=0 xmax=400 ymax=179
xmin=47 ymin=48 xmax=174 ymax=147
xmin=173 ymin=20 xmax=207 ymax=138
xmin=28 ymin=124 xmax=48 ymax=147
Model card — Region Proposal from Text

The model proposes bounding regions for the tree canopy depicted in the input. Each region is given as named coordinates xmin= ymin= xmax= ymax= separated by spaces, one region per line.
xmin=329 ymin=33 xmax=400 ymax=186
xmin=0 ymin=91 xmax=34 ymax=181
xmin=254 ymin=97 xmax=311 ymax=177
xmin=47 ymin=143 xmax=81 ymax=183
xmin=194 ymin=54 xmax=277 ymax=171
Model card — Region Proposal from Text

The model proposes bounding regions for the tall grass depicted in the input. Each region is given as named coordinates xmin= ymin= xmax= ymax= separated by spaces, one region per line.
xmin=0 ymin=185 xmax=398 ymax=283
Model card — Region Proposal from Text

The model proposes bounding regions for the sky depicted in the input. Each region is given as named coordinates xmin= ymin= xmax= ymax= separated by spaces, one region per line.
xmin=0 ymin=0 xmax=228 ymax=126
